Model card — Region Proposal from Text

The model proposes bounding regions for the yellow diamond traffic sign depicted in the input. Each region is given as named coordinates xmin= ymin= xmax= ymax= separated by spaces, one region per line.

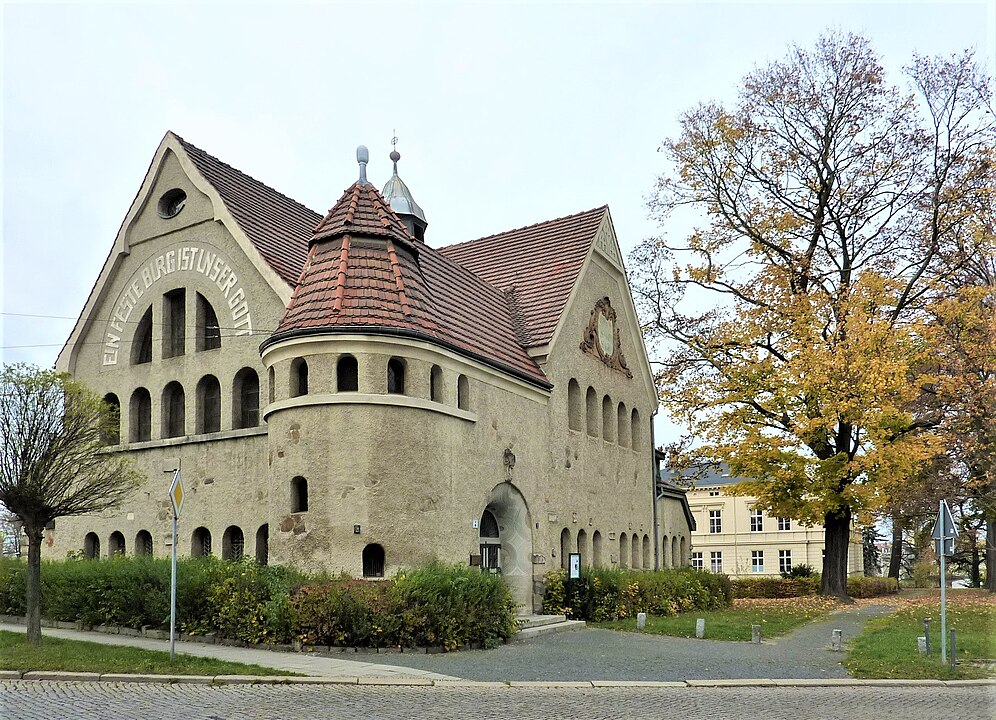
xmin=169 ymin=470 xmax=184 ymax=518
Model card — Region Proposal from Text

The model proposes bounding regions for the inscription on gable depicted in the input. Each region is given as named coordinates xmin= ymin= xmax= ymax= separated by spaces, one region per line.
xmin=102 ymin=244 xmax=254 ymax=365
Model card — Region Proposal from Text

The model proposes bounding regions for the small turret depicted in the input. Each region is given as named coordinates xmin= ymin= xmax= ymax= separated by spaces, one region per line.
xmin=381 ymin=138 xmax=427 ymax=242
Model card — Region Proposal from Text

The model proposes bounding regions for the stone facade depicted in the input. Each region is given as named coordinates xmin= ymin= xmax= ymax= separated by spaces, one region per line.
xmin=48 ymin=132 xmax=694 ymax=612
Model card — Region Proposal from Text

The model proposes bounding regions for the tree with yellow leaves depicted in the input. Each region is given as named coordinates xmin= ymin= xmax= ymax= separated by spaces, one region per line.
xmin=631 ymin=32 xmax=994 ymax=597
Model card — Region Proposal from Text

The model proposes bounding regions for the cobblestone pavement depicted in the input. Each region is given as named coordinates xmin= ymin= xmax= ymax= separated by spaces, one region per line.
xmin=2 ymin=681 xmax=993 ymax=719
xmin=367 ymin=604 xmax=892 ymax=681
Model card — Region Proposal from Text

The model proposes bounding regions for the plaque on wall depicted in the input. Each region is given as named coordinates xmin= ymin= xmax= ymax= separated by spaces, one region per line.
xmin=580 ymin=297 xmax=632 ymax=378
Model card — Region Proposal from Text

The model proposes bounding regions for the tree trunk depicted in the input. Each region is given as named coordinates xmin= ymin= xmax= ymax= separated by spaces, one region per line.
xmin=822 ymin=508 xmax=852 ymax=599
xmin=985 ymin=518 xmax=996 ymax=593
xmin=970 ymin=528 xmax=981 ymax=588
xmin=887 ymin=515 xmax=903 ymax=580
xmin=25 ymin=525 xmax=43 ymax=647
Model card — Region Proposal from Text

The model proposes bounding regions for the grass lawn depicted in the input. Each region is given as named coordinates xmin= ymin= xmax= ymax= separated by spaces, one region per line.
xmin=594 ymin=597 xmax=840 ymax=641
xmin=845 ymin=590 xmax=996 ymax=680
xmin=0 ymin=631 xmax=297 ymax=676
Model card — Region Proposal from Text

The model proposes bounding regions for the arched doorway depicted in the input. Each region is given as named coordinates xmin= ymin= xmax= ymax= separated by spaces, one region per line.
xmin=480 ymin=482 xmax=533 ymax=613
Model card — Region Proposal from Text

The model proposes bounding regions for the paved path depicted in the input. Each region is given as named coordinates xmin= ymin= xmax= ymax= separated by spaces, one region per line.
xmin=3 ymin=681 xmax=993 ymax=719
xmin=364 ymin=603 xmax=893 ymax=681
xmin=0 ymin=623 xmax=456 ymax=681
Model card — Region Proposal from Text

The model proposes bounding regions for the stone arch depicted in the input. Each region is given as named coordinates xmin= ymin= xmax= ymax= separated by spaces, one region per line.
xmin=672 ymin=535 xmax=679 ymax=568
xmin=102 ymin=393 xmax=121 ymax=445
xmin=662 ymin=535 xmax=671 ymax=568
xmin=680 ymin=536 xmax=687 ymax=567
xmin=560 ymin=528 xmax=571 ymax=570
xmin=291 ymin=357 xmax=309 ymax=397
xmin=109 ymin=531 xmax=125 ymax=557
xmin=577 ymin=528 xmax=589 ymax=568
xmin=643 ymin=534 xmax=651 ymax=570
xmin=256 ymin=524 xmax=269 ymax=565
xmin=592 ymin=530 xmax=603 ymax=568
xmin=135 ymin=530 xmax=153 ymax=556
xmin=586 ymin=387 xmax=599 ymax=437
xmin=481 ymin=482 xmax=533 ymax=612
xmin=84 ymin=532 xmax=100 ymax=559
xmin=567 ymin=379 xmax=582 ymax=431
xmin=631 ymin=534 xmax=640 ymax=569
xmin=619 ymin=533 xmax=629 ymax=568
xmin=617 ymin=402 xmax=629 ymax=448
xmin=222 ymin=525 xmax=245 ymax=560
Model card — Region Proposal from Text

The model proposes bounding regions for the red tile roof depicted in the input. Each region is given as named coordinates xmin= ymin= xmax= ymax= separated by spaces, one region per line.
xmin=439 ymin=207 xmax=607 ymax=348
xmin=176 ymin=135 xmax=321 ymax=286
xmin=175 ymin=135 xmax=605 ymax=388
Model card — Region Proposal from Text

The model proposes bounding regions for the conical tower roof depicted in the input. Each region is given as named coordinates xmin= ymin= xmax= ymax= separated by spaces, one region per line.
xmin=381 ymin=146 xmax=427 ymax=241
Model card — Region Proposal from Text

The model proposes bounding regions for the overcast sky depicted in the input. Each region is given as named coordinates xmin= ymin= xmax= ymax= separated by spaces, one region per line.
xmin=2 ymin=1 xmax=993 ymax=440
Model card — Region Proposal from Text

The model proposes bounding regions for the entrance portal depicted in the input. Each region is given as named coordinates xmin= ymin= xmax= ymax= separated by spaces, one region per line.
xmin=480 ymin=483 xmax=533 ymax=613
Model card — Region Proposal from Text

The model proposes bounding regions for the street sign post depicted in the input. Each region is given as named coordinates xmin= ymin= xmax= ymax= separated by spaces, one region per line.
xmin=931 ymin=499 xmax=958 ymax=664
xmin=166 ymin=467 xmax=184 ymax=662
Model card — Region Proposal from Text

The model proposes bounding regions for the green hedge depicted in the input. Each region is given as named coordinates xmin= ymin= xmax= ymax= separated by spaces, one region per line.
xmin=731 ymin=575 xmax=899 ymax=598
xmin=0 ymin=557 xmax=517 ymax=649
xmin=542 ymin=568 xmax=733 ymax=622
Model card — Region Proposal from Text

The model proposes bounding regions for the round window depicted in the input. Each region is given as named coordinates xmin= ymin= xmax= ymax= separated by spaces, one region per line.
xmin=157 ymin=188 xmax=187 ymax=218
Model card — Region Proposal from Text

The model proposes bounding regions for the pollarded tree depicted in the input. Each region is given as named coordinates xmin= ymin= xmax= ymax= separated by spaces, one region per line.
xmin=631 ymin=33 xmax=995 ymax=597
xmin=0 ymin=364 xmax=143 ymax=645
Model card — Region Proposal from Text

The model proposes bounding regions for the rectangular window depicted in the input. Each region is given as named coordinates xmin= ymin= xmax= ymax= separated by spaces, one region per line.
xmin=163 ymin=289 xmax=185 ymax=358
xmin=779 ymin=550 xmax=792 ymax=574
xmin=778 ymin=517 xmax=791 ymax=531
xmin=750 ymin=509 xmax=763 ymax=532
xmin=708 ymin=490 xmax=720 ymax=497
xmin=709 ymin=510 xmax=722 ymax=534
xmin=710 ymin=551 xmax=723 ymax=573
xmin=752 ymin=550 xmax=764 ymax=574
xmin=691 ymin=552 xmax=704 ymax=571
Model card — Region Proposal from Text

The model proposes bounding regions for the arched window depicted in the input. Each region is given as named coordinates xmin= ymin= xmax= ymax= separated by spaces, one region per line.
xmin=256 ymin=524 xmax=269 ymax=565
xmin=196 ymin=292 xmax=221 ymax=351
xmin=132 ymin=307 xmax=153 ymax=365
xmin=602 ymin=395 xmax=615 ymax=442
xmin=672 ymin=536 xmax=679 ymax=568
xmin=680 ymin=536 xmax=687 ymax=567
xmin=84 ymin=532 xmax=100 ymax=560
xmin=102 ymin=393 xmax=121 ymax=445
xmin=135 ymin=530 xmax=153 ymax=556
xmin=337 ymin=355 xmax=358 ymax=392
xmin=268 ymin=366 xmax=275 ymax=404
xmin=130 ymin=388 xmax=152 ymax=442
xmin=191 ymin=526 xmax=212 ymax=557
xmin=457 ymin=374 xmax=470 ymax=410
xmin=585 ymin=387 xmax=598 ymax=437
xmin=631 ymin=408 xmax=641 ymax=450
xmin=233 ymin=368 xmax=260 ymax=429
xmin=387 ymin=358 xmax=406 ymax=394
xmin=592 ymin=530 xmax=603 ymax=568
xmin=222 ymin=526 xmax=245 ymax=561
xmin=291 ymin=476 xmax=308 ymax=513
xmin=643 ymin=534 xmax=651 ymax=570
xmin=617 ymin=402 xmax=629 ymax=448
xmin=362 ymin=543 xmax=385 ymax=577
xmin=109 ymin=531 xmax=125 ymax=557
xmin=619 ymin=533 xmax=629 ymax=568
xmin=577 ymin=529 xmax=589 ymax=568
xmin=196 ymin=375 xmax=221 ymax=434
xmin=631 ymin=535 xmax=640 ymax=569
xmin=662 ymin=535 xmax=671 ymax=568
xmin=161 ymin=381 xmax=185 ymax=438
xmin=560 ymin=528 xmax=571 ymax=570
xmin=480 ymin=509 xmax=500 ymax=539
xmin=291 ymin=358 xmax=309 ymax=397
xmin=162 ymin=289 xmax=185 ymax=359
xmin=430 ymin=365 xmax=443 ymax=402
xmin=567 ymin=379 xmax=582 ymax=431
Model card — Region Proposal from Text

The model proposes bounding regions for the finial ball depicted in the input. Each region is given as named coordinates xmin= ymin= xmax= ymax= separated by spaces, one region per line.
xmin=356 ymin=145 xmax=369 ymax=164
xmin=390 ymin=150 xmax=401 ymax=163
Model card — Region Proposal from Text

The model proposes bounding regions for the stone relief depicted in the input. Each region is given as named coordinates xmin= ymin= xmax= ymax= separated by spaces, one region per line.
xmin=579 ymin=297 xmax=633 ymax=378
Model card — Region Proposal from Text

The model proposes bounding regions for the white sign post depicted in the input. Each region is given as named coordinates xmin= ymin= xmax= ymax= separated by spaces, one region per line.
xmin=167 ymin=468 xmax=185 ymax=662
xmin=931 ymin=499 xmax=957 ymax=664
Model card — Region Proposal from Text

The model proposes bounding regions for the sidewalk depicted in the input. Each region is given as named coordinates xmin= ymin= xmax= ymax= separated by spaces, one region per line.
xmin=0 ymin=623 xmax=458 ymax=681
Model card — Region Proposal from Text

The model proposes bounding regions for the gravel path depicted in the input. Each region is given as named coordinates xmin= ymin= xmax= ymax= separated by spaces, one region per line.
xmin=362 ymin=604 xmax=894 ymax=681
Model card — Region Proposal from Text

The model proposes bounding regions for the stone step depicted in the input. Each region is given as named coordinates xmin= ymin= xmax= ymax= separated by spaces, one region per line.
xmin=518 ymin=614 xmax=568 ymax=629
xmin=511 ymin=618 xmax=586 ymax=642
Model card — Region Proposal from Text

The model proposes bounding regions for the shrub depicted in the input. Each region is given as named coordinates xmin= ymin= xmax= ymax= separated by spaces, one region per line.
xmin=543 ymin=567 xmax=732 ymax=621
xmin=846 ymin=575 xmax=899 ymax=598
xmin=781 ymin=564 xmax=816 ymax=579
xmin=731 ymin=576 xmax=821 ymax=598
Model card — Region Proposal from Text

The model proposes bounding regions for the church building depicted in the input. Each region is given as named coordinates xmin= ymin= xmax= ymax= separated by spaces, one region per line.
xmin=49 ymin=132 xmax=692 ymax=612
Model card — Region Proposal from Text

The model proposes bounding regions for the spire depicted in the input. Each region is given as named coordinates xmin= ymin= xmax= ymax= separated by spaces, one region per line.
xmin=381 ymin=135 xmax=428 ymax=242
xmin=357 ymin=145 xmax=369 ymax=185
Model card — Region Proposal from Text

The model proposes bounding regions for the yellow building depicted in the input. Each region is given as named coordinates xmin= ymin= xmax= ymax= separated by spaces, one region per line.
xmin=681 ymin=468 xmax=864 ymax=578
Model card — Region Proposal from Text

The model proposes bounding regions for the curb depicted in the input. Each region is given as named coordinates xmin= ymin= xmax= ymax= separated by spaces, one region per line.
xmin=2 ymin=672 xmax=994 ymax=688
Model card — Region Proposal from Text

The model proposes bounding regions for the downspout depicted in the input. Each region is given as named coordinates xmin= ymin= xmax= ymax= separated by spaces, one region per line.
xmin=651 ymin=409 xmax=660 ymax=572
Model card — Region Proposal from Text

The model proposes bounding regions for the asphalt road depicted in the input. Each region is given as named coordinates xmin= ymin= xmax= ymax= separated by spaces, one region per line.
xmin=3 ymin=681 xmax=993 ymax=720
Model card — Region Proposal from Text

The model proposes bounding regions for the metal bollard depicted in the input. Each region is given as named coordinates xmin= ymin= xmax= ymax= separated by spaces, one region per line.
xmin=924 ymin=618 xmax=931 ymax=656
xmin=950 ymin=629 xmax=957 ymax=669
xmin=637 ymin=612 xmax=647 ymax=630
xmin=696 ymin=618 xmax=705 ymax=639
xmin=751 ymin=624 xmax=761 ymax=644
xmin=831 ymin=629 xmax=842 ymax=652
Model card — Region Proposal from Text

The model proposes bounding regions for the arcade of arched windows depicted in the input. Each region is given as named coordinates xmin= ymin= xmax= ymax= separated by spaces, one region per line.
xmin=566 ymin=378 xmax=641 ymax=451
xmin=558 ymin=526 xmax=658 ymax=570
xmin=79 ymin=524 xmax=269 ymax=565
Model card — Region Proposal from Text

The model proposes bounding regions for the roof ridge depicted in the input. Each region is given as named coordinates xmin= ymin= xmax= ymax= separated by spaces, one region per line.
xmin=440 ymin=205 xmax=607 ymax=251
xmin=173 ymin=132 xmax=321 ymax=217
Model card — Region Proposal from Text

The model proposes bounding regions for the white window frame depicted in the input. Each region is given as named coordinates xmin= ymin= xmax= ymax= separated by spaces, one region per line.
xmin=751 ymin=550 xmax=764 ymax=574
xmin=709 ymin=510 xmax=722 ymax=534
xmin=779 ymin=549 xmax=792 ymax=574
xmin=750 ymin=509 xmax=763 ymax=532
xmin=710 ymin=551 xmax=723 ymax=573
xmin=778 ymin=517 xmax=791 ymax=531
xmin=691 ymin=552 xmax=704 ymax=571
